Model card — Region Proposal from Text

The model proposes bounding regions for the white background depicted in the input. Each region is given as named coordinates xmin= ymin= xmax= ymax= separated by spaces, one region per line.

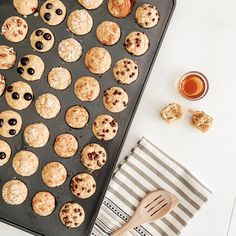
xmin=1 ymin=0 xmax=236 ymax=235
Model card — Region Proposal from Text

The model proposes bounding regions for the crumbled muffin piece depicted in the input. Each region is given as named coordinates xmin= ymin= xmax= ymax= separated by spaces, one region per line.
xmin=191 ymin=110 xmax=213 ymax=132
xmin=160 ymin=103 xmax=184 ymax=124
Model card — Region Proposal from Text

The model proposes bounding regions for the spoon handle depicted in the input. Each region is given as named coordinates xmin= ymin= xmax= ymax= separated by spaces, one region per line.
xmin=112 ymin=220 xmax=136 ymax=236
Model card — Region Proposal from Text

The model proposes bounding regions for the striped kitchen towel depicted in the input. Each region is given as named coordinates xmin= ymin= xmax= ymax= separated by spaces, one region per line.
xmin=92 ymin=137 xmax=211 ymax=236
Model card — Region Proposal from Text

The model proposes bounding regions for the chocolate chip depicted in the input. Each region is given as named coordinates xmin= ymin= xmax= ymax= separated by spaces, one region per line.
xmin=46 ymin=3 xmax=53 ymax=9
xmin=27 ymin=68 xmax=35 ymax=75
xmin=8 ymin=118 xmax=17 ymax=126
xmin=9 ymin=129 xmax=16 ymax=136
xmin=43 ymin=33 xmax=52 ymax=41
xmin=93 ymin=184 xmax=96 ymax=188
xmin=7 ymin=86 xmax=13 ymax=92
xmin=21 ymin=57 xmax=29 ymax=66
xmin=74 ymin=208 xmax=80 ymax=213
xmin=17 ymin=67 xmax=24 ymax=75
xmin=44 ymin=12 xmax=51 ymax=21
xmin=35 ymin=30 xmax=43 ymax=36
xmin=12 ymin=92 xmax=19 ymax=100
xmin=79 ymin=213 xmax=83 ymax=216
xmin=110 ymin=119 xmax=117 ymax=127
xmin=56 ymin=9 xmax=63 ymax=15
xmin=0 ymin=119 xmax=3 ymax=127
xmin=35 ymin=41 xmax=44 ymax=50
xmin=87 ymin=189 xmax=91 ymax=193
xmin=0 ymin=152 xmax=6 ymax=160
xmin=24 ymin=93 xmax=33 ymax=101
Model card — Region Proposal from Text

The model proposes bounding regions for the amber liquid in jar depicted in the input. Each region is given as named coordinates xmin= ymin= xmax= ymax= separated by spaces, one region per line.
xmin=178 ymin=72 xmax=209 ymax=100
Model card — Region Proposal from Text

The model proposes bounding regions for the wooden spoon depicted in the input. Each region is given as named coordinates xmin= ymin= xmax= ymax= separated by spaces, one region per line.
xmin=112 ymin=190 xmax=179 ymax=236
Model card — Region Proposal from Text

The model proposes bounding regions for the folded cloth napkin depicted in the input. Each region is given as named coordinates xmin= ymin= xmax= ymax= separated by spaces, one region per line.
xmin=92 ymin=137 xmax=211 ymax=236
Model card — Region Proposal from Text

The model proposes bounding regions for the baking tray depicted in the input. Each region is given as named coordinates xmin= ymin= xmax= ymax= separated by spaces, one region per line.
xmin=0 ymin=0 xmax=176 ymax=235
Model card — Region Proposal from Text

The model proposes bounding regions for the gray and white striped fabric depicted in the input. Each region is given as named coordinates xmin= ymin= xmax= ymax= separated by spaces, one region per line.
xmin=92 ymin=137 xmax=211 ymax=236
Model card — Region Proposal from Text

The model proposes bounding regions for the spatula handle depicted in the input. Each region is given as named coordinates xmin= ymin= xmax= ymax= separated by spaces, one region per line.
xmin=112 ymin=221 xmax=135 ymax=236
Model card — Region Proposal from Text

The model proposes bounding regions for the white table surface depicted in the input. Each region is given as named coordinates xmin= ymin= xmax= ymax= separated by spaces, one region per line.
xmin=1 ymin=0 xmax=236 ymax=235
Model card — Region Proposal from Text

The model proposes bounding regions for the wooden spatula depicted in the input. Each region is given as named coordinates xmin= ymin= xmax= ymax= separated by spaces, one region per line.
xmin=112 ymin=190 xmax=179 ymax=236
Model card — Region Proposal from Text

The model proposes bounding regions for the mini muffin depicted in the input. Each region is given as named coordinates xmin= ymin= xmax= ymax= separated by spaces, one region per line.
xmin=85 ymin=47 xmax=111 ymax=74
xmin=12 ymin=150 xmax=39 ymax=176
xmin=0 ymin=45 xmax=16 ymax=70
xmin=0 ymin=74 xmax=6 ymax=96
xmin=32 ymin=191 xmax=56 ymax=216
xmin=54 ymin=133 xmax=79 ymax=158
xmin=24 ymin=123 xmax=50 ymax=148
xmin=58 ymin=38 xmax=83 ymax=63
xmin=74 ymin=76 xmax=100 ymax=102
xmin=81 ymin=143 xmax=107 ymax=171
xmin=17 ymin=54 xmax=45 ymax=81
xmin=70 ymin=173 xmax=96 ymax=199
xmin=48 ymin=67 xmax=72 ymax=90
xmin=0 ymin=140 xmax=11 ymax=166
xmin=30 ymin=28 xmax=55 ymax=53
xmin=108 ymin=0 xmax=135 ymax=18
xmin=5 ymin=81 xmax=33 ymax=110
xmin=191 ymin=110 xmax=213 ymax=132
xmin=35 ymin=93 xmax=61 ymax=119
xmin=78 ymin=0 xmax=103 ymax=10
xmin=41 ymin=162 xmax=67 ymax=188
xmin=59 ymin=202 xmax=85 ymax=228
xmin=0 ymin=110 xmax=22 ymax=138
xmin=113 ymin=58 xmax=139 ymax=84
xmin=92 ymin=114 xmax=118 ymax=141
xmin=1 ymin=16 xmax=28 ymax=43
xmin=124 ymin=31 xmax=149 ymax=56
xmin=65 ymin=105 xmax=89 ymax=129
xmin=67 ymin=10 xmax=93 ymax=36
xmin=135 ymin=4 xmax=160 ymax=28
xmin=96 ymin=21 xmax=121 ymax=46
xmin=13 ymin=0 xmax=38 ymax=16
xmin=2 ymin=179 xmax=28 ymax=205
xmin=103 ymin=87 xmax=128 ymax=113
xmin=40 ymin=0 xmax=66 ymax=26
xmin=160 ymin=103 xmax=184 ymax=124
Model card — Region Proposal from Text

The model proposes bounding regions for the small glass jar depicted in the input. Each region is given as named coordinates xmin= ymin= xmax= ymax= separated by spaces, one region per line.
xmin=178 ymin=71 xmax=209 ymax=101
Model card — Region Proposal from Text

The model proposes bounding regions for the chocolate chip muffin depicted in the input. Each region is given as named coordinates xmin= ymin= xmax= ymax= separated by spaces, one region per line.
xmin=81 ymin=143 xmax=107 ymax=171
xmin=92 ymin=114 xmax=118 ymax=141
xmin=70 ymin=173 xmax=96 ymax=199
xmin=59 ymin=202 xmax=85 ymax=228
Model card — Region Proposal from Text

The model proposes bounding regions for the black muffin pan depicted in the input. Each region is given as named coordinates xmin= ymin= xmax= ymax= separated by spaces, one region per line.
xmin=0 ymin=0 xmax=176 ymax=235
